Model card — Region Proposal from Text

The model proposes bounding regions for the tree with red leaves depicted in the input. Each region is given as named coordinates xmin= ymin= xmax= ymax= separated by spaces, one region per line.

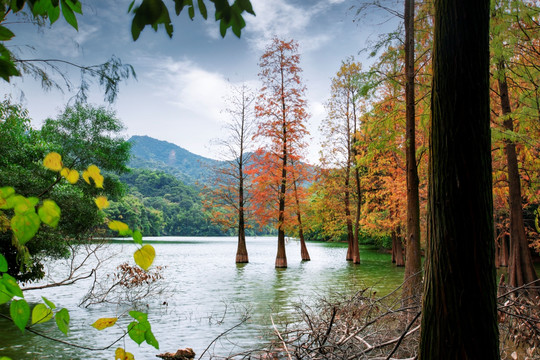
xmin=251 ymin=37 xmax=310 ymax=268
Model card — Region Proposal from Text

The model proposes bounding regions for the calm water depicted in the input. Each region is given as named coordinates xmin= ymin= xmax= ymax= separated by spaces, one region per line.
xmin=0 ymin=237 xmax=405 ymax=359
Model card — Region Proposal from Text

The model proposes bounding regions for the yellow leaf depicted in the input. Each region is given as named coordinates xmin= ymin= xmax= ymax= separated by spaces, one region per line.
xmin=83 ymin=165 xmax=104 ymax=188
xmin=43 ymin=153 xmax=63 ymax=172
xmin=93 ymin=173 xmax=104 ymax=188
xmin=82 ymin=170 xmax=90 ymax=184
xmin=94 ymin=196 xmax=109 ymax=210
xmin=115 ymin=347 xmax=135 ymax=360
xmin=134 ymin=245 xmax=155 ymax=271
xmin=91 ymin=317 xmax=117 ymax=330
xmin=60 ymin=168 xmax=69 ymax=177
xmin=63 ymin=168 xmax=79 ymax=184
xmin=108 ymin=220 xmax=131 ymax=235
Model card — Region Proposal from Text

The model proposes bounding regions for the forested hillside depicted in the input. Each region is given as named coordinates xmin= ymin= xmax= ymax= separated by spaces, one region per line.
xmin=105 ymin=168 xmax=223 ymax=236
xmin=128 ymin=135 xmax=220 ymax=185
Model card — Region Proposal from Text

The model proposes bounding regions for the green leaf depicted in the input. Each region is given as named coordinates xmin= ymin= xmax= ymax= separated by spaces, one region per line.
xmin=0 ymin=356 xmax=13 ymax=360
xmin=0 ymin=44 xmax=20 ymax=81
xmin=0 ymin=253 xmax=7 ymax=273
xmin=60 ymin=0 xmax=78 ymax=30
xmin=237 ymin=0 xmax=255 ymax=15
xmin=188 ymin=4 xmax=195 ymax=19
xmin=134 ymin=244 xmax=155 ymax=271
xmin=47 ymin=2 xmax=61 ymax=23
xmin=219 ymin=18 xmax=227 ymax=38
xmin=197 ymin=0 xmax=207 ymax=19
xmin=31 ymin=303 xmax=53 ymax=324
xmin=38 ymin=200 xmax=61 ymax=228
xmin=0 ymin=283 xmax=13 ymax=304
xmin=132 ymin=230 xmax=143 ymax=245
xmin=64 ymin=0 xmax=82 ymax=14
xmin=3 ymin=274 xmax=23 ymax=298
xmin=12 ymin=195 xmax=36 ymax=215
xmin=145 ymin=328 xmax=159 ymax=349
xmin=11 ymin=212 xmax=41 ymax=245
xmin=0 ymin=187 xmax=15 ymax=199
xmin=10 ymin=299 xmax=30 ymax=332
xmin=0 ymin=26 xmax=15 ymax=41
xmin=42 ymin=296 xmax=56 ymax=310
xmin=55 ymin=308 xmax=70 ymax=335
xmin=174 ymin=0 xmax=190 ymax=16
xmin=128 ymin=321 xmax=149 ymax=345
xmin=32 ymin=0 xmax=53 ymax=16
xmin=129 ymin=311 xmax=148 ymax=324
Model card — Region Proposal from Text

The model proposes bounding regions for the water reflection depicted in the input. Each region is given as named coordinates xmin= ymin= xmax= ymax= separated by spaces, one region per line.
xmin=0 ymin=238 xmax=406 ymax=359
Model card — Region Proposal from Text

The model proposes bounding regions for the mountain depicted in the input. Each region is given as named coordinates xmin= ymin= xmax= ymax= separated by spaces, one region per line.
xmin=128 ymin=135 xmax=220 ymax=186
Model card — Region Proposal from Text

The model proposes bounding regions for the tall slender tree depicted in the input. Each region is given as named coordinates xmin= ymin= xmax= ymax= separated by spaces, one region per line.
xmin=419 ymin=0 xmax=499 ymax=358
xmin=402 ymin=0 xmax=422 ymax=307
xmin=321 ymin=59 xmax=363 ymax=263
xmin=253 ymin=37 xmax=309 ymax=268
xmin=203 ymin=84 xmax=256 ymax=263
xmin=491 ymin=0 xmax=538 ymax=289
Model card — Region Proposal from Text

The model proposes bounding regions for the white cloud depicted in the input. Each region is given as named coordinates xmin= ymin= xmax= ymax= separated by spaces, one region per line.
xmin=245 ymin=0 xmax=338 ymax=53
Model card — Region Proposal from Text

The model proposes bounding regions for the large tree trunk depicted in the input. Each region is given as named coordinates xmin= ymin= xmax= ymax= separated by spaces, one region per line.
xmin=419 ymin=0 xmax=500 ymax=358
xmin=496 ymin=62 xmax=538 ymax=288
xmin=402 ymin=0 xmax=422 ymax=307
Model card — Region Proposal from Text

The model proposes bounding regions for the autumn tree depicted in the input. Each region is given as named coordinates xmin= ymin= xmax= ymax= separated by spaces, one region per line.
xmin=419 ymin=0 xmax=499 ymax=357
xmin=402 ymin=0 xmax=422 ymax=308
xmin=490 ymin=0 xmax=538 ymax=289
xmin=252 ymin=37 xmax=309 ymax=268
xmin=321 ymin=58 xmax=364 ymax=263
xmin=204 ymin=84 xmax=256 ymax=263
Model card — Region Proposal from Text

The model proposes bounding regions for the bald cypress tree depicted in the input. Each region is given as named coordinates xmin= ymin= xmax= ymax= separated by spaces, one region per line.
xmin=419 ymin=0 xmax=500 ymax=358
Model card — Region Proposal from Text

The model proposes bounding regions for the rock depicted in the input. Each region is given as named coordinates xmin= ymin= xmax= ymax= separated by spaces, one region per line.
xmin=156 ymin=347 xmax=196 ymax=360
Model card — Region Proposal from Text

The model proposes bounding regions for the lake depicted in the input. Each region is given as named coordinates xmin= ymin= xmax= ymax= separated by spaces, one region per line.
xmin=0 ymin=237 xmax=406 ymax=359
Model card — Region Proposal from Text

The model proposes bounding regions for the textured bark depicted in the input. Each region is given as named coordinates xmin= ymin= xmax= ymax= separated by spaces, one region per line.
xmin=497 ymin=62 xmax=538 ymax=288
xmin=276 ymin=64 xmax=288 ymax=269
xmin=392 ymin=229 xmax=405 ymax=267
xmin=402 ymin=0 xmax=422 ymax=306
xmin=419 ymin=0 xmax=500 ymax=358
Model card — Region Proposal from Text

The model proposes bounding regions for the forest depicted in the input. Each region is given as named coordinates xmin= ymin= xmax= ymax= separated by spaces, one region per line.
xmin=0 ymin=0 xmax=539 ymax=360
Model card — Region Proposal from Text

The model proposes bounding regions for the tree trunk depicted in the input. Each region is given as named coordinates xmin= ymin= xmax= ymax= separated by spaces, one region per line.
xmin=352 ymin=163 xmax=361 ymax=264
xmin=500 ymin=234 xmax=509 ymax=267
xmin=293 ymin=177 xmax=310 ymax=261
xmin=344 ymin=170 xmax=354 ymax=261
xmin=402 ymin=0 xmax=422 ymax=307
xmin=419 ymin=0 xmax=500 ymax=358
xmin=351 ymin=101 xmax=361 ymax=264
xmin=236 ymin=165 xmax=248 ymax=263
xmin=392 ymin=229 xmax=405 ymax=267
xmin=496 ymin=61 xmax=538 ymax=288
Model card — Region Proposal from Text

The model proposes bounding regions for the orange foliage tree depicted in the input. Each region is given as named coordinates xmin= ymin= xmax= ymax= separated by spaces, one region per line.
xmin=250 ymin=37 xmax=310 ymax=268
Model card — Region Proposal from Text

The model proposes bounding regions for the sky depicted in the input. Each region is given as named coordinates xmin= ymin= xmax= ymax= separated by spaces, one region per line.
xmin=1 ymin=0 xmax=400 ymax=164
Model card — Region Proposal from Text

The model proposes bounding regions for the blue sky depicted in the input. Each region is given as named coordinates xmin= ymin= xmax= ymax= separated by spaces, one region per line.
xmin=1 ymin=0 xmax=400 ymax=164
